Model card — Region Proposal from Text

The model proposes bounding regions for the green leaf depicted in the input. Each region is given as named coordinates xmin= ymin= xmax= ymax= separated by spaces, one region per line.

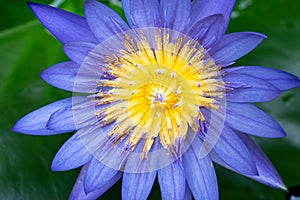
xmin=0 ymin=5 xmax=76 ymax=200
xmin=0 ymin=0 xmax=52 ymax=31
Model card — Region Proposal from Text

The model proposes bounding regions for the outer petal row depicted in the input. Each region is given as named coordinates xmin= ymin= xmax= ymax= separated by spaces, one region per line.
xmin=191 ymin=0 xmax=236 ymax=33
xmin=158 ymin=161 xmax=186 ymax=200
xmin=63 ymin=42 xmax=96 ymax=65
xmin=13 ymin=98 xmax=73 ymax=135
xmin=237 ymin=133 xmax=286 ymax=190
xmin=210 ymin=32 xmax=267 ymax=66
xmin=47 ymin=103 xmax=76 ymax=132
xmin=211 ymin=132 xmax=286 ymax=190
xmin=183 ymin=136 xmax=218 ymax=200
xmin=51 ymin=133 xmax=93 ymax=171
xmin=41 ymin=61 xmax=101 ymax=93
xmin=69 ymin=164 xmax=122 ymax=200
xmin=84 ymin=0 xmax=129 ymax=41
xmin=226 ymin=66 xmax=300 ymax=91
xmin=122 ymin=171 xmax=157 ymax=200
xmin=187 ymin=14 xmax=225 ymax=48
xmin=209 ymin=126 xmax=257 ymax=175
xmin=28 ymin=0 xmax=130 ymax=44
xmin=225 ymin=102 xmax=286 ymax=138
xmin=41 ymin=61 xmax=79 ymax=92
xmin=224 ymin=72 xmax=280 ymax=102
xmin=28 ymin=2 xmax=98 ymax=44
xmin=122 ymin=0 xmax=161 ymax=28
xmin=159 ymin=0 xmax=190 ymax=32
xmin=84 ymin=158 xmax=120 ymax=193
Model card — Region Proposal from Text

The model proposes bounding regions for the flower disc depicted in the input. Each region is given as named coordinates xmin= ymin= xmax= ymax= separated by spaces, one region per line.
xmin=73 ymin=28 xmax=226 ymax=173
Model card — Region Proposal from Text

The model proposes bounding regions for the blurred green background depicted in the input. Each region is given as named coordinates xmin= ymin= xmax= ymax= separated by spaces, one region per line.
xmin=0 ymin=0 xmax=300 ymax=199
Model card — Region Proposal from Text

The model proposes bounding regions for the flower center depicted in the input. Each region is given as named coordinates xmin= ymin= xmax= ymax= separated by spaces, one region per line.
xmin=94 ymin=28 xmax=225 ymax=158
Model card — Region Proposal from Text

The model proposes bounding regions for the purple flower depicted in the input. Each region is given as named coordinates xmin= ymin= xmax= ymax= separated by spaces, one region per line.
xmin=13 ymin=0 xmax=300 ymax=199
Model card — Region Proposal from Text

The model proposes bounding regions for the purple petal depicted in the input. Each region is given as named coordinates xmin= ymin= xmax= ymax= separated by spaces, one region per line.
xmin=122 ymin=0 xmax=131 ymax=26
xmin=225 ymin=102 xmax=286 ymax=138
xmin=211 ymin=133 xmax=286 ymax=190
xmin=207 ymin=126 xmax=257 ymax=175
xmin=122 ymin=171 xmax=157 ymax=200
xmin=13 ymin=98 xmax=72 ymax=135
xmin=183 ymin=136 xmax=218 ymax=200
xmin=237 ymin=133 xmax=286 ymax=189
xmin=27 ymin=2 xmax=98 ymax=44
xmin=69 ymin=164 xmax=122 ymax=200
xmin=122 ymin=0 xmax=161 ymax=28
xmin=51 ymin=133 xmax=93 ymax=171
xmin=64 ymin=42 xmax=96 ymax=65
xmin=46 ymin=101 xmax=78 ymax=133
xmin=84 ymin=0 xmax=129 ymax=41
xmin=41 ymin=61 xmax=79 ymax=92
xmin=187 ymin=14 xmax=225 ymax=48
xmin=47 ymin=96 xmax=89 ymax=133
xmin=41 ymin=62 xmax=98 ymax=93
xmin=224 ymin=73 xmax=280 ymax=102
xmin=184 ymin=185 xmax=192 ymax=200
xmin=190 ymin=0 xmax=236 ymax=32
xmin=159 ymin=0 xmax=190 ymax=32
xmin=158 ymin=161 xmax=186 ymax=200
xmin=210 ymin=32 xmax=267 ymax=65
xmin=84 ymin=158 xmax=119 ymax=193
xmin=225 ymin=66 xmax=300 ymax=92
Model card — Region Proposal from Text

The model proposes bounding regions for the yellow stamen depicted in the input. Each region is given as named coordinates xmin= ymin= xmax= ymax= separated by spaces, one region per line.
xmin=96 ymin=29 xmax=225 ymax=158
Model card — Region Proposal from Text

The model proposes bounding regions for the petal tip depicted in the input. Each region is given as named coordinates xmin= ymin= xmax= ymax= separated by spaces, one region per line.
xmin=40 ymin=69 xmax=49 ymax=82
xmin=11 ymin=116 xmax=39 ymax=135
xmin=249 ymin=32 xmax=267 ymax=39
xmin=51 ymin=157 xmax=64 ymax=172
xmin=40 ymin=68 xmax=56 ymax=88
xmin=27 ymin=1 xmax=50 ymax=15
xmin=27 ymin=1 xmax=39 ymax=9
xmin=12 ymin=120 xmax=23 ymax=133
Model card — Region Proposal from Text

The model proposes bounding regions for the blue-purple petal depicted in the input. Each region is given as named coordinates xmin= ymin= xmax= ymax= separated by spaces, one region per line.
xmin=183 ymin=136 xmax=218 ymax=200
xmin=187 ymin=14 xmax=225 ymax=48
xmin=51 ymin=133 xmax=93 ymax=171
xmin=237 ymin=133 xmax=286 ymax=190
xmin=211 ymin=133 xmax=286 ymax=190
xmin=84 ymin=0 xmax=129 ymax=41
xmin=225 ymin=102 xmax=286 ymax=138
xmin=122 ymin=171 xmax=157 ymax=200
xmin=122 ymin=0 xmax=161 ymax=28
xmin=208 ymin=126 xmax=257 ymax=175
xmin=27 ymin=2 xmax=98 ymax=44
xmin=158 ymin=161 xmax=186 ymax=200
xmin=69 ymin=164 xmax=122 ymax=200
xmin=224 ymin=73 xmax=280 ymax=102
xmin=190 ymin=0 xmax=236 ymax=32
xmin=84 ymin=158 xmax=119 ymax=193
xmin=159 ymin=0 xmax=190 ymax=32
xmin=13 ymin=98 xmax=72 ymax=135
xmin=41 ymin=61 xmax=79 ymax=92
xmin=122 ymin=0 xmax=132 ymax=26
xmin=210 ymin=32 xmax=266 ymax=65
xmin=46 ymin=103 xmax=76 ymax=133
xmin=64 ymin=42 xmax=96 ymax=65
xmin=184 ymin=184 xmax=192 ymax=200
xmin=225 ymin=66 xmax=300 ymax=91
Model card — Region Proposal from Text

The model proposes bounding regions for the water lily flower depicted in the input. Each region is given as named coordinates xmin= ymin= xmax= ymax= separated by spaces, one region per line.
xmin=13 ymin=0 xmax=300 ymax=199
